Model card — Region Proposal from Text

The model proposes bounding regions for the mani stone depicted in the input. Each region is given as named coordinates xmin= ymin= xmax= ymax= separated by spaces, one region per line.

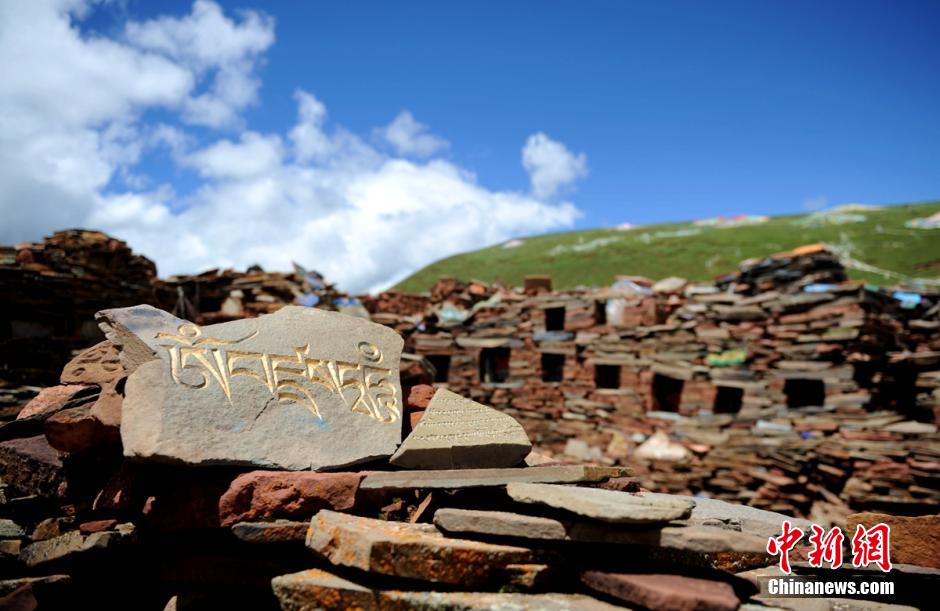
xmin=432 ymin=508 xmax=767 ymax=554
xmin=119 ymin=305 xmax=404 ymax=470
xmin=389 ymin=388 xmax=531 ymax=469
xmin=507 ymin=483 xmax=695 ymax=524
xmin=306 ymin=510 xmax=539 ymax=586
xmin=360 ymin=465 xmax=629 ymax=491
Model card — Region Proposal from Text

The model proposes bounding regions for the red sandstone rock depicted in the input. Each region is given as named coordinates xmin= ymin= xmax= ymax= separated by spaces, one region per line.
xmin=79 ymin=519 xmax=118 ymax=535
xmin=59 ymin=340 xmax=125 ymax=385
xmin=16 ymin=385 xmax=88 ymax=420
xmin=409 ymin=410 xmax=425 ymax=429
xmin=0 ymin=436 xmax=65 ymax=498
xmin=43 ymin=405 xmax=119 ymax=453
xmin=847 ymin=512 xmax=940 ymax=569
xmin=581 ymin=571 xmax=740 ymax=611
xmin=407 ymin=384 xmax=435 ymax=410
xmin=218 ymin=471 xmax=364 ymax=527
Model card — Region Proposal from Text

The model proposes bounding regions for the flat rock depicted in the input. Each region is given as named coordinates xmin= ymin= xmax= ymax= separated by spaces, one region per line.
xmin=96 ymin=304 xmax=188 ymax=373
xmin=652 ymin=494 xmax=812 ymax=540
xmin=582 ymin=571 xmax=740 ymax=611
xmin=360 ymin=465 xmax=628 ymax=491
xmin=0 ymin=519 xmax=26 ymax=539
xmin=433 ymin=508 xmax=767 ymax=554
xmin=43 ymin=403 xmax=120 ymax=453
xmin=231 ymin=521 xmax=309 ymax=544
xmin=379 ymin=591 xmax=624 ymax=610
xmin=507 ymin=483 xmax=695 ymax=524
xmin=219 ymin=470 xmax=364 ymax=526
xmin=60 ymin=340 xmax=125 ymax=385
xmin=307 ymin=509 xmax=539 ymax=586
xmin=120 ymin=306 xmax=404 ymax=470
xmin=272 ymin=568 xmax=377 ymax=610
xmin=847 ymin=512 xmax=940 ymax=569
xmin=16 ymin=385 xmax=89 ymax=420
xmin=390 ymin=388 xmax=531 ymax=469
xmin=0 ymin=436 xmax=65 ymax=498
xmin=18 ymin=530 xmax=125 ymax=568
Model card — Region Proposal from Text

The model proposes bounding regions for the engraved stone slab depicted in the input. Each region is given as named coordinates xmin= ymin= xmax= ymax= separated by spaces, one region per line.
xmin=120 ymin=305 xmax=404 ymax=470
xmin=507 ymin=483 xmax=695 ymax=524
xmin=389 ymin=388 xmax=531 ymax=469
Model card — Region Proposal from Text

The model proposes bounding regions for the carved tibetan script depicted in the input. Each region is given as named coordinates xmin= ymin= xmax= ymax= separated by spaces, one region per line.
xmin=155 ymin=323 xmax=400 ymax=423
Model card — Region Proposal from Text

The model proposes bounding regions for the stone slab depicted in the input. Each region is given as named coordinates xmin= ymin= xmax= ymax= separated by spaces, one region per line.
xmin=120 ymin=306 xmax=404 ymax=470
xmin=219 ymin=470 xmax=363 ymax=526
xmin=390 ymin=388 xmax=531 ymax=469
xmin=433 ymin=508 xmax=767 ymax=554
xmin=507 ymin=483 xmax=695 ymax=524
xmin=272 ymin=568 xmax=377 ymax=610
xmin=847 ymin=512 xmax=940 ymax=569
xmin=582 ymin=570 xmax=740 ymax=611
xmin=306 ymin=509 xmax=539 ymax=586
xmin=379 ymin=591 xmax=624 ymax=610
xmin=96 ymin=304 xmax=188 ymax=373
xmin=231 ymin=521 xmax=309 ymax=544
xmin=360 ymin=465 xmax=628 ymax=491
xmin=60 ymin=340 xmax=125 ymax=385
xmin=0 ymin=436 xmax=64 ymax=498
xmin=652 ymin=494 xmax=813 ymax=540
xmin=0 ymin=520 xmax=25 ymax=540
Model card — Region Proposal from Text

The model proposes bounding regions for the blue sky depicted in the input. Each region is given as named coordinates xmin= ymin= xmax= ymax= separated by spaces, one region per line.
xmin=120 ymin=0 xmax=940 ymax=226
xmin=2 ymin=1 xmax=938 ymax=291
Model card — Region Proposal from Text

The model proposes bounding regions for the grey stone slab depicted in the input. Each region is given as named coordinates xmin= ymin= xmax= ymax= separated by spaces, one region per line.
xmin=120 ymin=306 xmax=404 ymax=470
xmin=507 ymin=483 xmax=695 ymax=524
xmin=433 ymin=508 xmax=767 ymax=553
xmin=306 ymin=510 xmax=539 ymax=586
xmin=378 ymin=591 xmax=624 ymax=610
xmin=18 ymin=530 xmax=123 ymax=568
xmin=653 ymin=494 xmax=812 ymax=540
xmin=360 ymin=465 xmax=629 ymax=491
xmin=96 ymin=305 xmax=189 ymax=373
xmin=390 ymin=388 xmax=531 ymax=469
xmin=231 ymin=521 xmax=308 ymax=544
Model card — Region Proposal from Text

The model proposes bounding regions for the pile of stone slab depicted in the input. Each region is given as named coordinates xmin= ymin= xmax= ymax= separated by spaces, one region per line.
xmin=1 ymin=304 xmax=937 ymax=609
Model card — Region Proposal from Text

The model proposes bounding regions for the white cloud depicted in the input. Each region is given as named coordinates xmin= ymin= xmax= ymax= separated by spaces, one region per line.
xmin=0 ymin=1 xmax=584 ymax=293
xmin=522 ymin=132 xmax=588 ymax=199
xmin=377 ymin=111 xmax=449 ymax=157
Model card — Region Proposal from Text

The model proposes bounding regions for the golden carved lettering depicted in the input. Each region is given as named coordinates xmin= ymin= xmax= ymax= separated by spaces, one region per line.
xmin=155 ymin=324 xmax=400 ymax=423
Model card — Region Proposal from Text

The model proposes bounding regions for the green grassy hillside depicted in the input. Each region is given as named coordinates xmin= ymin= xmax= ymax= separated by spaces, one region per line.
xmin=394 ymin=201 xmax=940 ymax=292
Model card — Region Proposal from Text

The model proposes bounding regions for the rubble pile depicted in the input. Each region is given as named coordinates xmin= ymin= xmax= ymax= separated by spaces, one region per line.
xmin=1 ymin=304 xmax=936 ymax=609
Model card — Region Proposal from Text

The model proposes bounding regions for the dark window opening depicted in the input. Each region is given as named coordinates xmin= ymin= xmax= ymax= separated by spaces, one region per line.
xmin=480 ymin=347 xmax=511 ymax=383
xmin=594 ymin=300 xmax=607 ymax=325
xmin=545 ymin=307 xmax=566 ymax=331
xmin=652 ymin=373 xmax=684 ymax=411
xmin=595 ymin=364 xmax=621 ymax=389
xmin=713 ymin=386 xmax=744 ymax=414
xmin=784 ymin=378 xmax=825 ymax=408
xmin=426 ymin=354 xmax=451 ymax=383
xmin=541 ymin=353 xmax=565 ymax=382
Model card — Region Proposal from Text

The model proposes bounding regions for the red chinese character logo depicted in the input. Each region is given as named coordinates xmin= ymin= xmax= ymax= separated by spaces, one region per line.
xmin=851 ymin=523 xmax=892 ymax=572
xmin=807 ymin=524 xmax=844 ymax=569
xmin=767 ymin=520 xmax=805 ymax=574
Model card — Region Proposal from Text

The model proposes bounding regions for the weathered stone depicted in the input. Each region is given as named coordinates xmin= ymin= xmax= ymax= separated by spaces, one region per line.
xmin=0 ymin=519 xmax=25 ymax=539
xmin=89 ymin=381 xmax=122 ymax=428
xmin=507 ymin=483 xmax=695 ymax=524
xmin=0 ymin=436 xmax=64 ymax=497
xmin=271 ymin=568 xmax=377 ymax=611
xmin=307 ymin=510 xmax=540 ymax=586
xmin=0 ymin=576 xmax=70 ymax=598
xmin=218 ymin=471 xmax=363 ymax=526
xmin=655 ymin=494 xmax=812 ymax=540
xmin=847 ymin=512 xmax=940 ymax=569
xmin=433 ymin=508 xmax=767 ymax=554
xmin=360 ymin=465 xmax=628 ymax=491
xmin=231 ymin=521 xmax=309 ymax=544
xmin=19 ymin=529 xmax=128 ymax=567
xmin=31 ymin=518 xmax=72 ymax=542
xmin=390 ymin=389 xmax=531 ymax=469
xmin=379 ymin=591 xmax=624 ymax=610
xmin=406 ymin=384 xmax=435 ymax=409
xmin=78 ymin=519 xmax=117 ymax=535
xmin=582 ymin=571 xmax=740 ymax=611
xmin=16 ymin=385 xmax=89 ymax=420
xmin=120 ymin=306 xmax=404 ymax=470
xmin=96 ymin=304 xmax=188 ymax=373
xmin=43 ymin=404 xmax=120 ymax=453
xmin=60 ymin=340 xmax=125 ymax=385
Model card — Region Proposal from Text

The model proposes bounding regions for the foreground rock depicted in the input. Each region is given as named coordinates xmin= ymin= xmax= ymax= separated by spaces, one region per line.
xmin=379 ymin=591 xmax=624 ymax=610
xmin=306 ymin=510 xmax=542 ymax=586
xmin=218 ymin=471 xmax=364 ymax=526
xmin=360 ymin=465 xmax=628 ymax=491
xmin=272 ymin=568 xmax=376 ymax=610
xmin=847 ymin=512 xmax=940 ymax=569
xmin=582 ymin=570 xmax=740 ymax=611
xmin=389 ymin=388 xmax=531 ymax=469
xmin=507 ymin=483 xmax=695 ymax=524
xmin=0 ymin=435 xmax=65 ymax=497
xmin=119 ymin=306 xmax=405 ymax=470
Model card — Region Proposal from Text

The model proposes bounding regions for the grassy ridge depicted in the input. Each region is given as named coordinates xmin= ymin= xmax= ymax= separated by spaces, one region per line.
xmin=394 ymin=201 xmax=940 ymax=293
